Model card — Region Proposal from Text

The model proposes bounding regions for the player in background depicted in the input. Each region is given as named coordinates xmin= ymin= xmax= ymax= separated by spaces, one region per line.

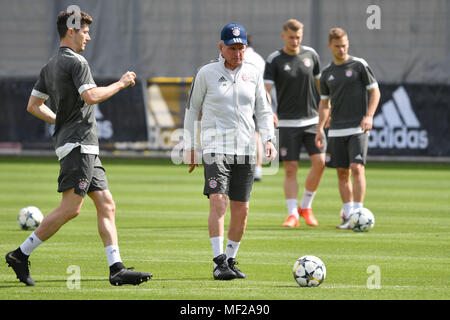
xmin=315 ymin=28 xmax=380 ymax=229
xmin=264 ymin=19 xmax=325 ymax=228
xmin=245 ymin=35 xmax=266 ymax=182
xmin=184 ymin=23 xmax=276 ymax=280
xmin=5 ymin=10 xmax=152 ymax=286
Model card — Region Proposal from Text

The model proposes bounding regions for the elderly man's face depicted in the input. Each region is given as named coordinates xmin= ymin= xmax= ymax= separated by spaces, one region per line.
xmin=219 ymin=42 xmax=246 ymax=70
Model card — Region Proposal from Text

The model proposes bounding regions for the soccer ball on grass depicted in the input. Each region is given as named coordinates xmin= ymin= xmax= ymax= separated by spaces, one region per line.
xmin=293 ymin=255 xmax=326 ymax=287
xmin=349 ymin=207 xmax=375 ymax=232
xmin=17 ymin=206 xmax=43 ymax=230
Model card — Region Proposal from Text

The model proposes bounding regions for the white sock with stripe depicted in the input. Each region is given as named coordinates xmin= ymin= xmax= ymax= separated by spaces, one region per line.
xmin=300 ymin=189 xmax=316 ymax=209
xmin=225 ymin=239 xmax=240 ymax=260
xmin=105 ymin=245 xmax=122 ymax=267
xmin=19 ymin=232 xmax=43 ymax=256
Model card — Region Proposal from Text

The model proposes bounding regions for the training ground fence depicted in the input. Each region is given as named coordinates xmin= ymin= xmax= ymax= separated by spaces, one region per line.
xmin=0 ymin=77 xmax=449 ymax=162
xmin=1 ymin=1 xmax=449 ymax=162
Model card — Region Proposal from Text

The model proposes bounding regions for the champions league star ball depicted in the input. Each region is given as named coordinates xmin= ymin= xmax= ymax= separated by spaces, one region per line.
xmin=349 ymin=208 xmax=375 ymax=232
xmin=17 ymin=206 xmax=43 ymax=230
xmin=293 ymin=255 xmax=326 ymax=287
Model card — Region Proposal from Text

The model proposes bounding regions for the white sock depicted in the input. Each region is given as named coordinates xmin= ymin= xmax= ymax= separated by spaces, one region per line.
xmin=254 ymin=165 xmax=262 ymax=178
xmin=353 ymin=202 xmax=363 ymax=210
xmin=300 ymin=189 xmax=316 ymax=209
xmin=286 ymin=199 xmax=299 ymax=218
xmin=343 ymin=202 xmax=354 ymax=219
xmin=225 ymin=239 xmax=240 ymax=260
xmin=19 ymin=231 xmax=43 ymax=256
xmin=210 ymin=236 xmax=224 ymax=267
xmin=105 ymin=245 xmax=122 ymax=267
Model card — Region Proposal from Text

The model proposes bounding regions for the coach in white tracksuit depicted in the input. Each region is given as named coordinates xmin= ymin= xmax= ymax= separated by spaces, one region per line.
xmin=184 ymin=23 xmax=276 ymax=280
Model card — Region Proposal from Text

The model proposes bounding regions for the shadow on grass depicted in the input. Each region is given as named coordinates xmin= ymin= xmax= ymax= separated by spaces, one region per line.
xmin=0 ymin=278 xmax=107 ymax=288
xmin=0 ymin=277 xmax=215 ymax=289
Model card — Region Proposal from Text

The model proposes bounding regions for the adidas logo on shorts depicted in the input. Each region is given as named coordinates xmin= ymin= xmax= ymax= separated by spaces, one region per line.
xmin=368 ymin=86 xmax=428 ymax=150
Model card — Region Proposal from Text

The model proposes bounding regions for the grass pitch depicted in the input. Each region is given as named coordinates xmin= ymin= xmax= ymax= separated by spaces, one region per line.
xmin=0 ymin=156 xmax=449 ymax=300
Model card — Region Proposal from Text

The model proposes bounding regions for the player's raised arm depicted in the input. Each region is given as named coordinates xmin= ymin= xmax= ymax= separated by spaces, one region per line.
xmin=81 ymin=71 xmax=136 ymax=105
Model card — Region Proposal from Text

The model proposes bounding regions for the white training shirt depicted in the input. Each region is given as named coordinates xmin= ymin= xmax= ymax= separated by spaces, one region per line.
xmin=184 ymin=55 xmax=275 ymax=156
xmin=244 ymin=46 xmax=265 ymax=75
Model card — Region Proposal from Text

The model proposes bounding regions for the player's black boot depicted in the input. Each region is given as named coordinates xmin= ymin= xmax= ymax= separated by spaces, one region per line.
xmin=109 ymin=262 xmax=152 ymax=286
xmin=227 ymin=257 xmax=247 ymax=279
xmin=213 ymin=254 xmax=236 ymax=280
xmin=5 ymin=249 xmax=35 ymax=286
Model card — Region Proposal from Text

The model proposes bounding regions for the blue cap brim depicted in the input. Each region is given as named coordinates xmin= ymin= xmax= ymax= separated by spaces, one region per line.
xmin=223 ymin=38 xmax=248 ymax=46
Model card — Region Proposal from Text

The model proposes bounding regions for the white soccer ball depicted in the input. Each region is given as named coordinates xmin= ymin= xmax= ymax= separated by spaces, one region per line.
xmin=349 ymin=207 xmax=375 ymax=232
xmin=17 ymin=206 xmax=43 ymax=230
xmin=293 ymin=255 xmax=326 ymax=287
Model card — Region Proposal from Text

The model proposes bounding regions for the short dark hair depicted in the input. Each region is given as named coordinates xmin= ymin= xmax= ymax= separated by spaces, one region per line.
xmin=57 ymin=10 xmax=93 ymax=39
xmin=328 ymin=27 xmax=348 ymax=43
xmin=283 ymin=19 xmax=304 ymax=32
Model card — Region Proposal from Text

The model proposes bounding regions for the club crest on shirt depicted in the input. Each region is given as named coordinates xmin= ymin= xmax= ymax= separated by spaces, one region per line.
xmin=241 ymin=73 xmax=249 ymax=82
xmin=303 ymin=58 xmax=311 ymax=67
xmin=345 ymin=69 xmax=353 ymax=77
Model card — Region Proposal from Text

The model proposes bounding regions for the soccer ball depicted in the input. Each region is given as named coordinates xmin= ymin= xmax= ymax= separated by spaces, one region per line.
xmin=349 ymin=207 xmax=375 ymax=232
xmin=293 ymin=255 xmax=326 ymax=287
xmin=17 ymin=206 xmax=43 ymax=230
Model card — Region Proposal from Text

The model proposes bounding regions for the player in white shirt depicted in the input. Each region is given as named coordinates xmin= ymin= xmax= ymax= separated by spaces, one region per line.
xmin=184 ymin=23 xmax=276 ymax=280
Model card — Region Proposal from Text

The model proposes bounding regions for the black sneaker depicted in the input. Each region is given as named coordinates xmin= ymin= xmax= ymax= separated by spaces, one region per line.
xmin=109 ymin=263 xmax=152 ymax=286
xmin=5 ymin=250 xmax=35 ymax=286
xmin=213 ymin=254 xmax=236 ymax=280
xmin=227 ymin=258 xmax=247 ymax=279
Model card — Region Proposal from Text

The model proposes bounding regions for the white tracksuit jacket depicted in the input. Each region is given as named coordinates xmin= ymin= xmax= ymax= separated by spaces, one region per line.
xmin=184 ymin=56 xmax=275 ymax=156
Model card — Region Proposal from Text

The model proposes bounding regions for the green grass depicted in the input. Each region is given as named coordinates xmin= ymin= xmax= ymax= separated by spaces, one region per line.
xmin=0 ymin=157 xmax=449 ymax=300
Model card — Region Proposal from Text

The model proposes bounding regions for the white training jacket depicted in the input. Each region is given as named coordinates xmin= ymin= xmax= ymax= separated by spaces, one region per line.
xmin=184 ymin=56 xmax=275 ymax=156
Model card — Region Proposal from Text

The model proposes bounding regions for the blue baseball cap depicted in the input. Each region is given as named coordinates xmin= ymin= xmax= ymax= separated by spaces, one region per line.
xmin=221 ymin=23 xmax=248 ymax=46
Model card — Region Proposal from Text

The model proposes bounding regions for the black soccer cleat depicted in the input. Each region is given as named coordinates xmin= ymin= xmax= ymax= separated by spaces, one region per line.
xmin=5 ymin=250 xmax=35 ymax=286
xmin=213 ymin=254 xmax=236 ymax=280
xmin=109 ymin=266 xmax=152 ymax=286
xmin=227 ymin=257 xmax=247 ymax=279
